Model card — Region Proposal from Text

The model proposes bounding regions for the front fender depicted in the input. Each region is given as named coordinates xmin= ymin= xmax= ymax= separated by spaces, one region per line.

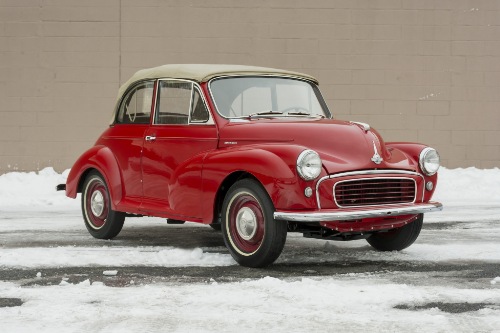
xmin=65 ymin=145 xmax=123 ymax=209
xmin=387 ymin=142 xmax=438 ymax=201
xmin=201 ymin=144 xmax=325 ymax=222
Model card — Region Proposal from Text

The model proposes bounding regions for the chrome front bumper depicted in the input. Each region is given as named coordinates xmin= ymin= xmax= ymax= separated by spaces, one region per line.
xmin=274 ymin=202 xmax=443 ymax=222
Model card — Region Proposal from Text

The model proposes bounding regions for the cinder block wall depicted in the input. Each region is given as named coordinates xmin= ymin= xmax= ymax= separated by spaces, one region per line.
xmin=1 ymin=0 xmax=499 ymax=173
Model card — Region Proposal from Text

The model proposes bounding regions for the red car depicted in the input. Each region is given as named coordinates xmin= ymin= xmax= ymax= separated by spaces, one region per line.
xmin=59 ymin=64 xmax=442 ymax=268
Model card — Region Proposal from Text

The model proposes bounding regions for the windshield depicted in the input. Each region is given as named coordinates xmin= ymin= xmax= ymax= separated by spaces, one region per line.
xmin=209 ymin=77 xmax=331 ymax=119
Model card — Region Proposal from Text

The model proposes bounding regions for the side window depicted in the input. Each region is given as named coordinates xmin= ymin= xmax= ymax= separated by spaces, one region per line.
xmin=190 ymin=88 xmax=209 ymax=123
xmin=116 ymin=82 xmax=154 ymax=124
xmin=155 ymin=81 xmax=192 ymax=125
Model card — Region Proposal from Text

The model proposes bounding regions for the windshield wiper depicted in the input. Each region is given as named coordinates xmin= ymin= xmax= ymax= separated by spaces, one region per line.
xmin=286 ymin=111 xmax=326 ymax=118
xmin=247 ymin=110 xmax=284 ymax=119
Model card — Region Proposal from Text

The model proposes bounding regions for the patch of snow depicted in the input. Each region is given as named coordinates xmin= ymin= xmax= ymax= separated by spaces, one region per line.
xmin=432 ymin=167 xmax=500 ymax=205
xmin=0 ymin=246 xmax=234 ymax=269
xmin=0 ymin=167 xmax=78 ymax=212
xmin=0 ymin=276 xmax=499 ymax=333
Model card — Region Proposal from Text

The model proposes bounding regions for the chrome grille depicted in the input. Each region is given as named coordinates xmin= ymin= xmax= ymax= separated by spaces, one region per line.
xmin=334 ymin=178 xmax=416 ymax=207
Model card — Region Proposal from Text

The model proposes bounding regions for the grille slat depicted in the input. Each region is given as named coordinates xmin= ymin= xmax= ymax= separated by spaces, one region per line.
xmin=336 ymin=189 xmax=414 ymax=194
xmin=334 ymin=178 xmax=416 ymax=207
xmin=337 ymin=185 xmax=414 ymax=189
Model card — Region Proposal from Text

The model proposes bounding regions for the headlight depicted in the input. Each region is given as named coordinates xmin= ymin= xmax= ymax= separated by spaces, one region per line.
xmin=419 ymin=147 xmax=440 ymax=176
xmin=297 ymin=150 xmax=322 ymax=181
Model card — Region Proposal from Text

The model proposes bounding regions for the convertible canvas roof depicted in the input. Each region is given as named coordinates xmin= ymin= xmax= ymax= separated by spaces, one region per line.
xmin=118 ymin=64 xmax=318 ymax=99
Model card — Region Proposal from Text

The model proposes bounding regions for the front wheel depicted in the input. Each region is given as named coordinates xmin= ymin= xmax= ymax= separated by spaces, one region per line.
xmin=366 ymin=214 xmax=424 ymax=251
xmin=81 ymin=171 xmax=125 ymax=239
xmin=221 ymin=179 xmax=287 ymax=268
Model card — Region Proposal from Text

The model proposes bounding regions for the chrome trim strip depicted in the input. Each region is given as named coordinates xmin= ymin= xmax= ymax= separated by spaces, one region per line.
xmin=333 ymin=177 xmax=417 ymax=208
xmin=207 ymin=75 xmax=330 ymax=120
xmin=187 ymin=81 xmax=194 ymax=124
xmin=274 ymin=202 xmax=443 ymax=222
xmin=315 ymin=170 xmax=426 ymax=209
xmin=152 ymin=79 xmax=159 ymax=124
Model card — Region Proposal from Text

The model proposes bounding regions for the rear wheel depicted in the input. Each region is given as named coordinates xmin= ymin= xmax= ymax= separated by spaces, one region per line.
xmin=366 ymin=214 xmax=424 ymax=251
xmin=81 ymin=171 xmax=125 ymax=239
xmin=221 ymin=179 xmax=287 ymax=268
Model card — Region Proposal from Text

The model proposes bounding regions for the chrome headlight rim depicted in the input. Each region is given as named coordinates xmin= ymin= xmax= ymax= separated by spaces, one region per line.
xmin=419 ymin=147 xmax=440 ymax=176
xmin=296 ymin=149 xmax=322 ymax=181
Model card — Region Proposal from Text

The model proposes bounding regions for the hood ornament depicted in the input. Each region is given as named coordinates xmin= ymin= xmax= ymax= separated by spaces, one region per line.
xmin=350 ymin=121 xmax=370 ymax=133
xmin=371 ymin=141 xmax=383 ymax=165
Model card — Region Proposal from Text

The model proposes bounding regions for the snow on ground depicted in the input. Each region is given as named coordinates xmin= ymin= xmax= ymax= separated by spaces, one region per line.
xmin=0 ymin=246 xmax=233 ymax=269
xmin=1 ymin=277 xmax=499 ymax=333
xmin=1 ymin=167 xmax=500 ymax=332
xmin=0 ymin=168 xmax=76 ymax=212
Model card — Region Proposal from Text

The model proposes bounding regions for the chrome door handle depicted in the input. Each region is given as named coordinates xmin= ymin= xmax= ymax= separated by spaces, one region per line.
xmin=145 ymin=135 xmax=156 ymax=142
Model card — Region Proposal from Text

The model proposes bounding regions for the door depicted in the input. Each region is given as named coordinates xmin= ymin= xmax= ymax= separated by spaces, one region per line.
xmin=101 ymin=80 xmax=154 ymax=208
xmin=141 ymin=80 xmax=218 ymax=219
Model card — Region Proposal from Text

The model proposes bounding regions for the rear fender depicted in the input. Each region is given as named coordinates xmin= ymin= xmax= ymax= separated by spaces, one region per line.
xmin=65 ymin=145 xmax=123 ymax=209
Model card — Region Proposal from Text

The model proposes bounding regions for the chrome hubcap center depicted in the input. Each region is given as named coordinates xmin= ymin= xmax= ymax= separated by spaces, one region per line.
xmin=90 ymin=190 xmax=105 ymax=217
xmin=236 ymin=207 xmax=257 ymax=240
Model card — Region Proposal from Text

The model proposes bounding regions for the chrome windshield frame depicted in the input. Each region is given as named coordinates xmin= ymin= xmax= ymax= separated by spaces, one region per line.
xmin=207 ymin=75 xmax=332 ymax=120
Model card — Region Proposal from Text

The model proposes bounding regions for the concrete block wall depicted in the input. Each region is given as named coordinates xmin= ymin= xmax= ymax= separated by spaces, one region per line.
xmin=1 ymin=0 xmax=499 ymax=173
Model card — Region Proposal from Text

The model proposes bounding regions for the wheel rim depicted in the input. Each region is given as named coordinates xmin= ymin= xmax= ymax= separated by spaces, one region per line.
xmin=227 ymin=192 xmax=265 ymax=255
xmin=84 ymin=178 xmax=109 ymax=229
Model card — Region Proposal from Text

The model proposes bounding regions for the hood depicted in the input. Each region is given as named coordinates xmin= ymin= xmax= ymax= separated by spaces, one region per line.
xmin=218 ymin=118 xmax=418 ymax=174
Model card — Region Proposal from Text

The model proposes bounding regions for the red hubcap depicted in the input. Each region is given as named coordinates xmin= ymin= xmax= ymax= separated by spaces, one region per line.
xmin=85 ymin=179 xmax=109 ymax=229
xmin=227 ymin=193 xmax=265 ymax=255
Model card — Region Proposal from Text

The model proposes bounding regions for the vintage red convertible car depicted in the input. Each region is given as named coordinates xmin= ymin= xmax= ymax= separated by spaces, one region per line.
xmin=59 ymin=64 xmax=442 ymax=267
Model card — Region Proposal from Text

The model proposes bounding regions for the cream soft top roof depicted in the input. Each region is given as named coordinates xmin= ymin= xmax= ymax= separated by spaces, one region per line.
xmin=117 ymin=64 xmax=318 ymax=99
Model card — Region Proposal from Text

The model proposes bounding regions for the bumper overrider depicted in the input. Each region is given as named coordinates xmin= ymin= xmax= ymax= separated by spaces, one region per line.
xmin=274 ymin=201 xmax=442 ymax=222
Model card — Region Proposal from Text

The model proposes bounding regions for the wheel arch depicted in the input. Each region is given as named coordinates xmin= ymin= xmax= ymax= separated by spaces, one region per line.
xmin=212 ymin=171 xmax=262 ymax=225
xmin=76 ymin=168 xmax=95 ymax=193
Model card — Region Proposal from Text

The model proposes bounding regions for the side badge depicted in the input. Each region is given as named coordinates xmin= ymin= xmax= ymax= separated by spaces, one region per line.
xmin=371 ymin=141 xmax=383 ymax=165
